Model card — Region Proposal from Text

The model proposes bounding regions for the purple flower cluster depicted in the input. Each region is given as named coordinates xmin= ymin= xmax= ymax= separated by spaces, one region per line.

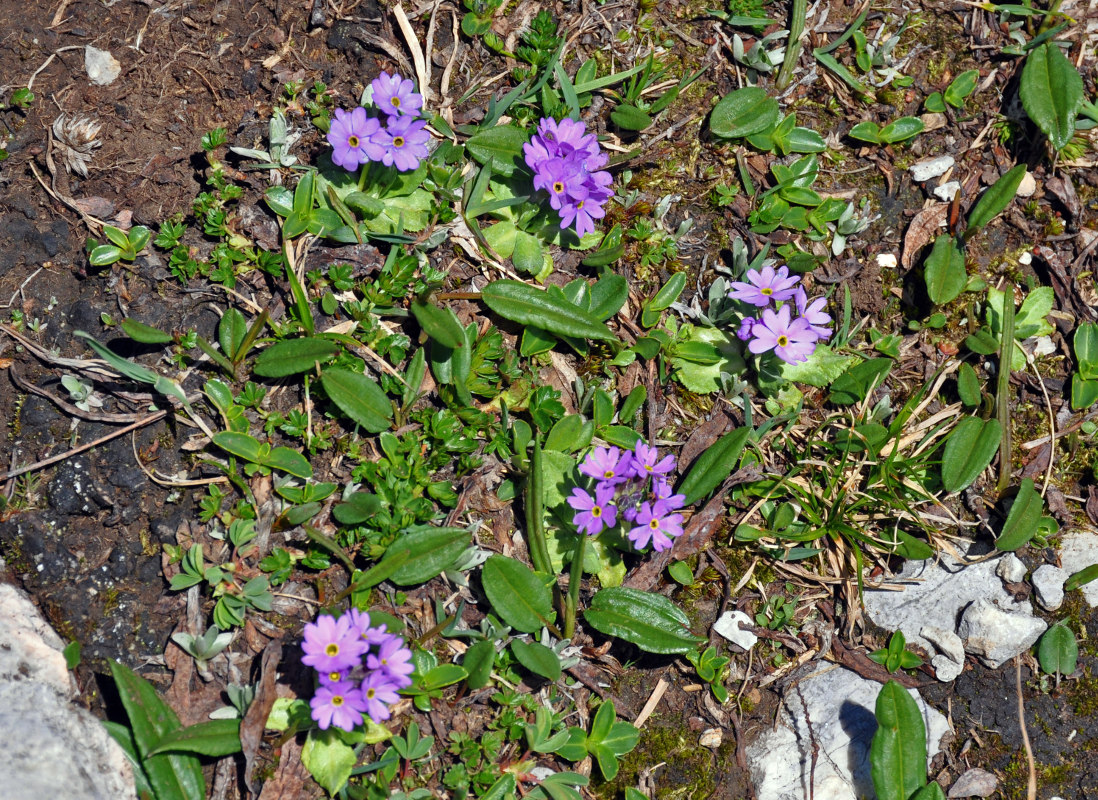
xmin=523 ymin=117 xmax=614 ymax=238
xmin=567 ymin=443 xmax=686 ymax=552
xmin=327 ymin=72 xmax=429 ymax=173
xmin=301 ymin=610 xmax=414 ymax=731
xmin=729 ymin=266 xmax=832 ymax=365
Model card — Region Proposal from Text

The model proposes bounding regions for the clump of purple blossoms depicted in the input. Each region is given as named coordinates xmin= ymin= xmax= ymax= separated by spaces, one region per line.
xmin=301 ymin=611 xmax=414 ymax=731
xmin=729 ymin=266 xmax=832 ymax=365
xmin=567 ymin=442 xmax=686 ymax=553
xmin=523 ymin=117 xmax=614 ymax=238
xmin=327 ymin=71 xmax=430 ymax=173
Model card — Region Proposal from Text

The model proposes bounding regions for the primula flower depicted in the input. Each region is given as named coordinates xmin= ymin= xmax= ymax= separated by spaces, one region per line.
xmin=653 ymin=479 xmax=686 ymax=512
xmin=628 ymin=502 xmax=684 ymax=552
xmin=524 ymin=117 xmax=613 ymax=238
xmin=327 ymin=107 xmax=383 ymax=171
xmin=302 ymin=614 xmax=368 ymax=673
xmin=359 ymin=671 xmax=401 ymax=722
xmin=736 ymin=317 xmax=757 ymax=342
xmin=568 ymin=483 xmax=618 ymax=536
xmin=347 ymin=608 xmax=392 ymax=648
xmin=310 ymin=680 xmax=367 ymax=731
xmin=375 ymin=115 xmax=430 ymax=172
xmin=559 ymin=195 xmax=606 ymax=238
xmin=748 ymin=304 xmax=819 ymax=364
xmin=533 ymin=155 xmax=590 ymax=211
xmin=629 ymin=442 xmax=676 ymax=479
xmin=579 ymin=446 xmax=631 ymax=485
xmin=728 ymin=265 xmax=800 ymax=307
xmin=793 ymin=288 xmax=833 ymax=339
xmin=366 ymin=634 xmax=415 ymax=688
xmin=371 ymin=71 xmax=423 ymax=118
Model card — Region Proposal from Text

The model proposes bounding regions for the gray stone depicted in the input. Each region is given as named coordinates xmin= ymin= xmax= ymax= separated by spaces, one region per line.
xmin=0 ymin=583 xmax=136 ymax=800
xmin=932 ymin=655 xmax=964 ymax=683
xmin=746 ymin=666 xmax=949 ymax=800
xmin=910 ymin=155 xmax=955 ymax=182
xmin=1015 ymin=171 xmax=1037 ymax=197
xmin=1031 ymin=564 xmax=1068 ymax=611
xmin=713 ymin=610 xmax=758 ymax=650
xmin=958 ymin=598 xmax=1047 ymax=668
xmin=922 ymin=625 xmax=965 ymax=682
xmin=933 ymin=180 xmax=961 ymax=202
xmin=1059 ymin=530 xmax=1098 ymax=608
xmin=948 ymin=767 xmax=998 ymax=797
xmin=84 ymin=46 xmax=121 ymax=86
xmin=996 ymin=553 xmax=1027 ymax=584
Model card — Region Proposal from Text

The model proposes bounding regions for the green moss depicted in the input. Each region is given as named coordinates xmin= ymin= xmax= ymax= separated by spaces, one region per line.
xmin=597 ymin=720 xmax=732 ymax=799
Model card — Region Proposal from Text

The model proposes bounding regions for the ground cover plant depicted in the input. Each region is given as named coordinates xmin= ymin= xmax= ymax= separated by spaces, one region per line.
xmin=1 ymin=0 xmax=1098 ymax=798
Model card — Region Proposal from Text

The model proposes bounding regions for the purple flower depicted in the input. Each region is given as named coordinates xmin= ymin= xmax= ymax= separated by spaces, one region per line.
xmin=579 ymin=446 xmax=631 ymax=485
xmin=629 ymin=442 xmax=676 ymax=479
xmin=318 ymin=667 xmax=350 ymax=686
xmin=559 ymin=195 xmax=606 ymax=238
xmin=327 ymin=107 xmax=383 ymax=171
xmin=568 ymin=483 xmax=618 ymax=536
xmin=628 ymin=502 xmax=684 ymax=552
xmin=366 ymin=634 xmax=415 ymax=688
xmin=371 ymin=71 xmax=423 ymax=118
xmin=359 ymin=671 xmax=401 ymax=722
xmin=533 ymin=155 xmax=590 ymax=211
xmin=524 ymin=117 xmax=613 ymax=238
xmin=523 ymin=117 xmax=602 ymax=169
xmin=347 ymin=609 xmax=392 ymax=647
xmin=793 ymin=288 xmax=833 ymax=339
xmin=736 ymin=317 xmax=757 ymax=342
xmin=728 ymin=265 xmax=800 ymax=307
xmin=310 ymin=680 xmax=367 ymax=731
xmin=302 ymin=614 xmax=368 ymax=673
xmin=653 ymin=479 xmax=686 ymax=512
xmin=375 ymin=115 xmax=430 ymax=172
xmin=748 ymin=304 xmax=819 ymax=364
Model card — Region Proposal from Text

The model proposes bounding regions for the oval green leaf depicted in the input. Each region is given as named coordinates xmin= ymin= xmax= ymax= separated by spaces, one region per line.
xmin=465 ymin=125 xmax=528 ymax=177
xmin=212 ymin=431 xmax=265 ymax=463
xmin=462 ymin=639 xmax=496 ymax=690
xmin=253 ymin=337 xmax=340 ymax=377
xmin=386 ymin=525 xmax=471 ymax=585
xmin=333 ymin=491 xmax=383 ymax=525
xmin=481 ymin=280 xmax=618 ymax=342
xmin=320 ymin=368 xmax=393 ymax=433
xmin=941 ymin=417 xmax=1002 ymax=493
xmin=710 ymin=87 xmax=780 ymax=139
xmin=677 ymin=427 xmax=750 ymax=506
xmin=1037 ymin=622 xmax=1078 ymax=676
xmin=481 ymin=555 xmax=556 ymax=633
xmin=121 ymin=318 xmax=174 ymax=344
xmin=510 ymin=639 xmax=562 ymax=681
xmin=995 ymin=478 xmax=1044 ymax=551
xmin=610 ymin=103 xmax=653 ymax=131
xmin=957 ymin=362 xmax=981 ymax=407
xmin=966 ymin=164 xmax=1027 ymax=232
xmin=583 ymin=587 xmax=704 ymax=654
xmin=146 ymin=719 xmax=242 ymax=757
xmin=924 ymin=234 xmax=966 ymax=305
xmin=410 ymin=300 xmax=466 ymax=349
xmin=878 ymin=116 xmax=924 ymax=144
xmin=870 ymin=680 xmax=927 ymax=800
xmin=265 ymin=446 xmax=313 ymax=479
xmin=1020 ymin=42 xmax=1085 ymax=151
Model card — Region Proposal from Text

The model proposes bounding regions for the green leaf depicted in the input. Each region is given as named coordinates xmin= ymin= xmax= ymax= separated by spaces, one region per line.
xmin=878 ymin=116 xmax=924 ymax=144
xmin=320 ymin=368 xmax=393 ymax=433
xmin=610 ymin=103 xmax=653 ymax=131
xmin=75 ymin=331 xmax=161 ymax=386
xmin=777 ymin=345 xmax=858 ymax=387
xmin=462 ymin=639 xmax=496 ymax=690
xmin=386 ymin=526 xmax=471 ymax=585
xmin=352 ymin=550 xmax=410 ymax=590
xmin=965 ymin=328 xmax=1000 ymax=355
xmin=219 ymin=308 xmax=248 ymax=360
xmin=589 ymin=273 xmax=628 ymax=321
xmin=410 ymin=300 xmax=466 ymax=349
xmin=677 ymin=427 xmax=750 ymax=506
xmin=264 ymin=446 xmax=314 ymax=479
xmin=1037 ymin=622 xmax=1078 ymax=675
xmin=212 ymin=431 xmax=265 ymax=463
xmin=941 ymin=417 xmax=1002 ymax=492
xmin=481 ymin=555 xmax=556 ymax=633
xmin=146 ymin=720 xmax=242 ymax=757
xmin=512 ymin=231 xmax=544 ymax=275
xmin=102 ymin=721 xmax=156 ymax=800
xmin=584 ymin=587 xmax=704 ymax=654
xmin=480 ymin=774 xmax=518 ymax=800
xmin=89 ymin=244 xmax=123 ymax=266
xmin=785 ymin=127 xmax=827 ymax=153
xmin=332 ymin=491 xmax=382 ymax=525
xmin=544 ymin=414 xmax=594 ymax=454
xmin=668 ymin=560 xmax=694 ymax=584
xmin=253 ymin=337 xmax=340 ymax=377
xmin=847 ymin=121 xmax=881 ymax=143
xmin=481 ymin=280 xmax=618 ymax=342
xmin=1066 ymin=564 xmax=1098 ymax=592
xmin=870 ymin=680 xmax=927 ymax=800
xmin=301 ymin=728 xmax=356 ymax=796
xmin=1072 ymin=376 xmax=1098 ymax=410
xmin=924 ymin=92 xmax=946 ymax=112
xmin=645 ymin=272 xmax=687 ymax=313
xmin=957 ymin=362 xmax=981 ymax=407
xmin=1075 ymin=322 xmax=1098 ymax=381
xmin=966 ymin=164 xmax=1027 ymax=233
xmin=995 ymin=478 xmax=1044 ymax=551
xmin=710 ymin=87 xmax=780 ymax=139
xmin=923 ymin=234 xmax=966 ymax=305
xmin=1020 ymin=42 xmax=1085 ymax=151
xmin=830 ymin=357 xmax=892 ymax=405
xmin=910 ymin=782 xmax=947 ymax=800
xmin=121 ymin=318 xmax=173 ymax=344
xmin=945 ymin=69 xmax=979 ymax=107
xmin=107 ymin=660 xmax=205 ymax=800
xmin=465 ymin=125 xmax=528 ymax=176
xmin=510 ymin=639 xmax=562 ymax=681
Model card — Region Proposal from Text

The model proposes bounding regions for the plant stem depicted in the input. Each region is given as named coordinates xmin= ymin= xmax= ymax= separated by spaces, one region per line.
xmin=997 ymin=290 xmax=1015 ymax=494
xmin=776 ymin=0 xmax=807 ymax=91
xmin=525 ymin=437 xmax=553 ymax=576
xmin=564 ymin=533 xmax=587 ymax=638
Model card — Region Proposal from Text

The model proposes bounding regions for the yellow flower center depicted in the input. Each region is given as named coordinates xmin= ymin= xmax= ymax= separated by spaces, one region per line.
xmin=366 ymin=688 xmax=376 ymax=699
xmin=577 ymin=200 xmax=585 ymax=209
xmin=603 ymin=470 xmax=614 ymax=478
xmin=328 ymin=671 xmax=341 ymax=682
xmin=553 ymin=181 xmax=564 ymax=193
xmin=393 ymin=136 xmax=405 ymax=148
xmin=777 ymin=335 xmax=789 ymax=347
xmin=649 ymin=519 xmax=660 ymax=530
xmin=325 ymin=643 xmax=340 ymax=656
xmin=391 ymin=97 xmax=401 ymax=107
xmin=348 ymin=135 xmax=360 ymax=147
xmin=761 ymin=287 xmax=773 ymax=295
xmin=332 ymin=695 xmax=344 ymax=707
xmin=592 ymin=506 xmax=602 ymax=518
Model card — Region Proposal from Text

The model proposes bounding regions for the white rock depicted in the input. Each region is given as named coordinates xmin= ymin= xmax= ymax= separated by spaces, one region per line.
xmin=0 ymin=584 xmax=136 ymax=800
xmin=1015 ymin=171 xmax=1037 ymax=197
xmin=699 ymin=728 xmax=723 ymax=748
xmin=1018 ymin=250 xmax=1033 ymax=266
xmin=932 ymin=655 xmax=964 ymax=682
xmin=1032 ymin=564 xmax=1068 ymax=611
xmin=910 ymin=155 xmax=955 ymax=182
xmin=746 ymin=666 xmax=949 ymax=800
xmin=996 ymin=554 xmax=1027 ymax=584
xmin=1060 ymin=530 xmax=1098 ymax=607
xmin=85 ymin=46 xmax=121 ymax=86
xmin=877 ymin=253 xmax=899 ymax=269
xmin=948 ymin=766 xmax=998 ymax=797
xmin=865 ymin=544 xmax=1035 ymax=657
xmin=958 ymin=598 xmax=1047 ymax=668
xmin=713 ymin=610 xmax=758 ymax=650
xmin=934 ymin=181 xmax=961 ymax=202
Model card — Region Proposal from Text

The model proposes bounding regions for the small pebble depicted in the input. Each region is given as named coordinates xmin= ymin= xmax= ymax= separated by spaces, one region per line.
xmin=996 ymin=554 xmax=1027 ymax=584
xmin=85 ymin=46 xmax=121 ymax=86
xmin=699 ymin=728 xmax=723 ymax=748
xmin=1016 ymin=170 xmax=1037 ymax=197
xmin=713 ymin=610 xmax=758 ymax=650
xmin=1018 ymin=250 xmax=1032 ymax=265
xmin=948 ymin=767 xmax=998 ymax=798
xmin=877 ymin=253 xmax=898 ymax=269
xmin=910 ymin=155 xmax=955 ymax=182
xmin=1032 ymin=564 xmax=1067 ymax=611
xmin=934 ymin=181 xmax=961 ymax=202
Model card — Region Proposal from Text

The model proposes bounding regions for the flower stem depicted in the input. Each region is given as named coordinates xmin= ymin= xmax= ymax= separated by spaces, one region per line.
xmin=564 ymin=533 xmax=587 ymax=638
